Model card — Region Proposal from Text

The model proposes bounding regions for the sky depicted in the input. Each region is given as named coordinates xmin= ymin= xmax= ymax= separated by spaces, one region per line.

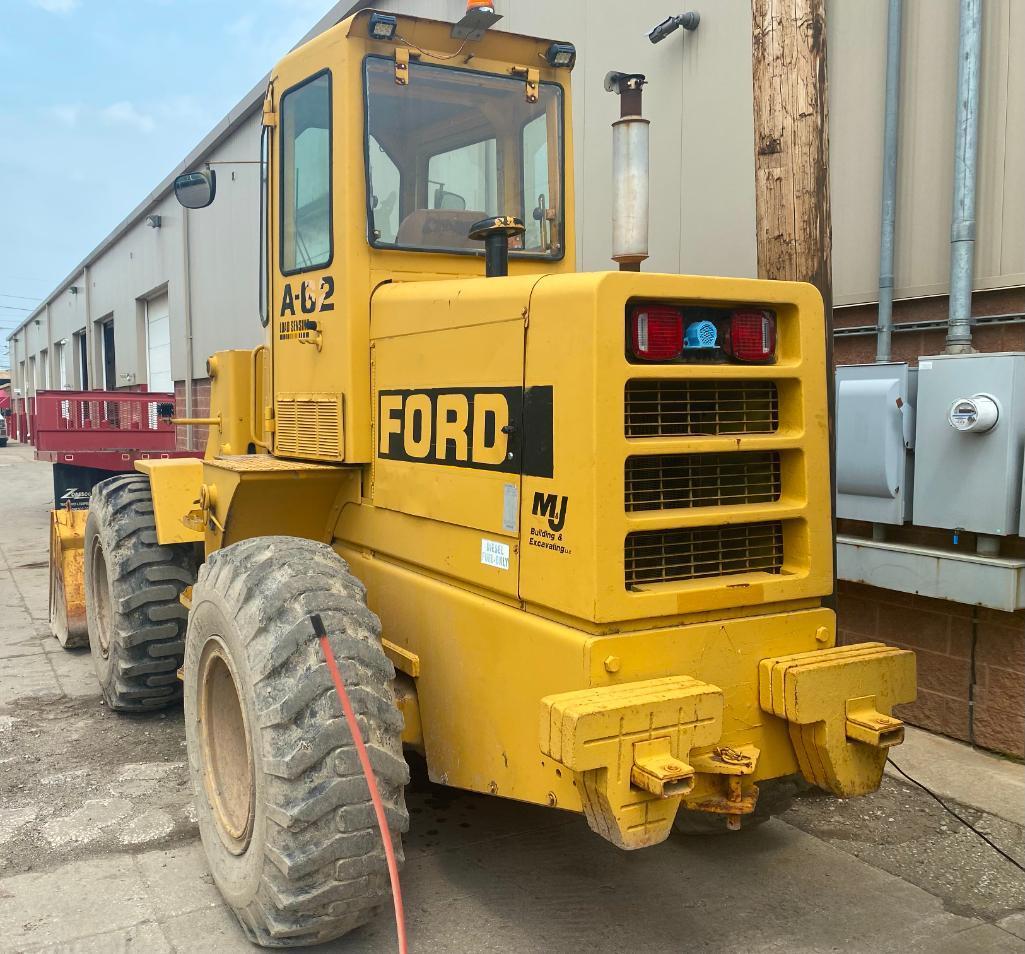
xmin=0 ymin=0 xmax=340 ymax=367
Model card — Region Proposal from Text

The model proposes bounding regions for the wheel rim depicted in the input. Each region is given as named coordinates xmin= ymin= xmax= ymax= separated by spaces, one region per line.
xmin=198 ymin=639 xmax=256 ymax=854
xmin=88 ymin=536 xmax=112 ymax=657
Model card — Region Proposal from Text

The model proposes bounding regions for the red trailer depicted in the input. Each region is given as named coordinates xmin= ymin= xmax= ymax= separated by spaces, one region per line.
xmin=0 ymin=385 xmax=10 ymax=447
xmin=33 ymin=389 xmax=196 ymax=506
xmin=31 ymin=390 xmax=200 ymax=648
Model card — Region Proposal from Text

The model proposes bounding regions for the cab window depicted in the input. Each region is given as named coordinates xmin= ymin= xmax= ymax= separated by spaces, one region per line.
xmin=364 ymin=57 xmax=563 ymax=258
xmin=522 ymin=114 xmax=552 ymax=251
xmin=280 ymin=71 xmax=332 ymax=274
xmin=427 ymin=138 xmax=499 ymax=215
xmin=368 ymin=135 xmax=401 ymax=244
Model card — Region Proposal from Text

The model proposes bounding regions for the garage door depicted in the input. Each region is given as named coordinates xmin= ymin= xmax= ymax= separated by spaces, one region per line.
xmin=146 ymin=294 xmax=173 ymax=393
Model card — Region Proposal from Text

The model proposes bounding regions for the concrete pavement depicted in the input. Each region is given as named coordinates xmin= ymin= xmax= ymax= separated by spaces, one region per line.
xmin=1 ymin=440 xmax=1022 ymax=953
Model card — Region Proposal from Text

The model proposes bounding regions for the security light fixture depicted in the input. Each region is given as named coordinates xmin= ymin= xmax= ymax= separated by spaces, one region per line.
xmin=147 ymin=214 xmax=162 ymax=229
xmin=544 ymin=42 xmax=576 ymax=69
xmin=648 ymin=12 xmax=700 ymax=44
xmin=368 ymin=12 xmax=397 ymax=40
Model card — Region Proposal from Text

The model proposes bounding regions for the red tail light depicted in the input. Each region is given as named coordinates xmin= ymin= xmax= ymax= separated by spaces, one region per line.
xmin=630 ymin=306 xmax=683 ymax=361
xmin=726 ymin=310 xmax=776 ymax=363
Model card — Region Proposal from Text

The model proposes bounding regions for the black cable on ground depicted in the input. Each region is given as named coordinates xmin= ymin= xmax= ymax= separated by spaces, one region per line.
xmin=887 ymin=756 xmax=1025 ymax=875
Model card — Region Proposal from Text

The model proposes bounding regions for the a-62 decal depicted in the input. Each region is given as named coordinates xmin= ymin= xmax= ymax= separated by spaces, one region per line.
xmin=279 ymin=276 xmax=335 ymax=317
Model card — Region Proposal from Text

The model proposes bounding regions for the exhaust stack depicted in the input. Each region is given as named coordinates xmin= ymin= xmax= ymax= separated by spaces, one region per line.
xmin=606 ymin=72 xmax=649 ymax=272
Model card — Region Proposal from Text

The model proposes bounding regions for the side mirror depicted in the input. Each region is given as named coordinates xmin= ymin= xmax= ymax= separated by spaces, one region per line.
xmin=174 ymin=169 xmax=216 ymax=209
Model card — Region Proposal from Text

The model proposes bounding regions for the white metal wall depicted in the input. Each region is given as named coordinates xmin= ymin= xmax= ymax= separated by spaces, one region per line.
xmin=8 ymin=113 xmax=264 ymax=400
xmin=830 ymin=0 xmax=1025 ymax=305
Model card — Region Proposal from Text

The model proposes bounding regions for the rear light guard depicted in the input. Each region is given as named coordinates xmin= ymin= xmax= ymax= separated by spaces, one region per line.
xmin=626 ymin=302 xmax=778 ymax=365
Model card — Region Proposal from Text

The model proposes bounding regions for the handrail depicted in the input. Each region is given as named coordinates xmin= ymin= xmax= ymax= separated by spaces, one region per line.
xmin=251 ymin=345 xmax=270 ymax=451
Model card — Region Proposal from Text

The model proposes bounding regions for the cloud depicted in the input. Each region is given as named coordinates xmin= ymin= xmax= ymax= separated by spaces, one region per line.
xmin=157 ymin=95 xmax=208 ymax=126
xmin=100 ymin=101 xmax=156 ymax=134
xmin=50 ymin=104 xmax=82 ymax=128
xmin=30 ymin=0 xmax=80 ymax=13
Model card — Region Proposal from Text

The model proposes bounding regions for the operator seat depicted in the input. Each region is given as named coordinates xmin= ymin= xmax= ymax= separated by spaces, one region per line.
xmin=395 ymin=209 xmax=485 ymax=250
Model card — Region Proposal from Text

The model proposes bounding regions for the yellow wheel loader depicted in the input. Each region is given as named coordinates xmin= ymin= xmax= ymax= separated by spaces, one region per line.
xmin=70 ymin=8 xmax=916 ymax=947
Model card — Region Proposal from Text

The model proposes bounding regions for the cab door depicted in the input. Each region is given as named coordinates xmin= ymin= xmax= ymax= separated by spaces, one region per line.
xmin=269 ymin=68 xmax=346 ymax=462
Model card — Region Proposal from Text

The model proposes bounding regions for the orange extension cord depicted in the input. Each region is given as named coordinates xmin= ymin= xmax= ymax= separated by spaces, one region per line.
xmin=312 ymin=613 xmax=409 ymax=954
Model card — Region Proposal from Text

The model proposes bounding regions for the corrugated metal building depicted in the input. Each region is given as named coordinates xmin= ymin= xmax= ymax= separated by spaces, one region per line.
xmin=5 ymin=0 xmax=1024 ymax=753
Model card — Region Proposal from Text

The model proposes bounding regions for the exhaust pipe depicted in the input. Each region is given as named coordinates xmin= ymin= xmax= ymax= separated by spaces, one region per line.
xmin=606 ymin=71 xmax=649 ymax=271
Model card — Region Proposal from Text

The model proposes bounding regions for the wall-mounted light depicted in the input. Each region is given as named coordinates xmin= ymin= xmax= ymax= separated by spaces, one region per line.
xmin=146 ymin=214 xmax=162 ymax=229
xmin=648 ymin=12 xmax=700 ymax=44
xmin=70 ymin=285 xmax=79 ymax=295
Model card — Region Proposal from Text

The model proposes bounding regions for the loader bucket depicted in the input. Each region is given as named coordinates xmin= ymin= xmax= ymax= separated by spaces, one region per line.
xmin=50 ymin=508 xmax=89 ymax=649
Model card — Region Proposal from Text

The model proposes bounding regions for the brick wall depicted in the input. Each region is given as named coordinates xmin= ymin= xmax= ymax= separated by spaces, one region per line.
xmin=833 ymin=287 xmax=1025 ymax=366
xmin=837 ymin=582 xmax=1025 ymax=758
xmin=972 ymin=610 xmax=1025 ymax=757
xmin=173 ymin=378 xmax=211 ymax=452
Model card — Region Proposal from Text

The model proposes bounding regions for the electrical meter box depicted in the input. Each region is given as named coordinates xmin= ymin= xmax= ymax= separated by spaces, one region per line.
xmin=1020 ymin=446 xmax=1025 ymax=536
xmin=913 ymin=352 xmax=1025 ymax=536
xmin=835 ymin=362 xmax=916 ymax=524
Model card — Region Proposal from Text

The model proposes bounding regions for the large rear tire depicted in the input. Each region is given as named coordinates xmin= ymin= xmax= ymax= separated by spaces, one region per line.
xmin=184 ymin=536 xmax=409 ymax=948
xmin=84 ymin=474 xmax=197 ymax=710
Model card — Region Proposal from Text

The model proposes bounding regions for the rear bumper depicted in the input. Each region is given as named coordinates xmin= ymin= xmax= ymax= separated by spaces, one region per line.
xmin=338 ymin=547 xmax=916 ymax=845
xmin=541 ymin=610 xmax=916 ymax=848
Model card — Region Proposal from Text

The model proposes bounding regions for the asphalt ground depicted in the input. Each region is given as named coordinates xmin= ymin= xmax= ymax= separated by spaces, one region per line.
xmin=1 ymin=440 xmax=1022 ymax=953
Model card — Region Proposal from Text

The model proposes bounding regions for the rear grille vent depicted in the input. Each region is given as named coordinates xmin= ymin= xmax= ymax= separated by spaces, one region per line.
xmin=625 ymin=521 xmax=784 ymax=587
xmin=625 ymin=379 xmax=779 ymax=437
xmin=625 ymin=452 xmax=781 ymax=512
xmin=275 ymin=393 xmax=343 ymax=461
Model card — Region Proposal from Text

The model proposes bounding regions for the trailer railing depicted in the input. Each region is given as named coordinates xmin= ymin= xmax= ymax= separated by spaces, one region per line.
xmin=33 ymin=389 xmax=178 ymax=454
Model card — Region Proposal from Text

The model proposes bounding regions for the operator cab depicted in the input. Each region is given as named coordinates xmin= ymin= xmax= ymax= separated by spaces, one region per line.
xmin=171 ymin=9 xmax=578 ymax=465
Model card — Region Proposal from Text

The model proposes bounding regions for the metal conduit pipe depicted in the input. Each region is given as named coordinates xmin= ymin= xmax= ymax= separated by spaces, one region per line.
xmin=875 ymin=0 xmax=902 ymax=363
xmin=945 ymin=0 xmax=983 ymax=354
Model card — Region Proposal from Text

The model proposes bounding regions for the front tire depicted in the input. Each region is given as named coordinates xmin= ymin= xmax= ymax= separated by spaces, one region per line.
xmin=184 ymin=536 xmax=409 ymax=948
xmin=84 ymin=474 xmax=197 ymax=710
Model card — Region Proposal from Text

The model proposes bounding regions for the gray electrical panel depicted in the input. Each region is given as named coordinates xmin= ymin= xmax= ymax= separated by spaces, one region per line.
xmin=912 ymin=352 xmax=1025 ymax=536
xmin=835 ymin=362 xmax=916 ymax=524
xmin=1020 ymin=446 xmax=1025 ymax=537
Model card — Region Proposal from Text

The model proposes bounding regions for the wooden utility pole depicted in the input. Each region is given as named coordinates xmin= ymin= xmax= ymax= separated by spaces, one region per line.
xmin=750 ymin=0 xmax=836 ymax=591
xmin=750 ymin=0 xmax=832 ymax=309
